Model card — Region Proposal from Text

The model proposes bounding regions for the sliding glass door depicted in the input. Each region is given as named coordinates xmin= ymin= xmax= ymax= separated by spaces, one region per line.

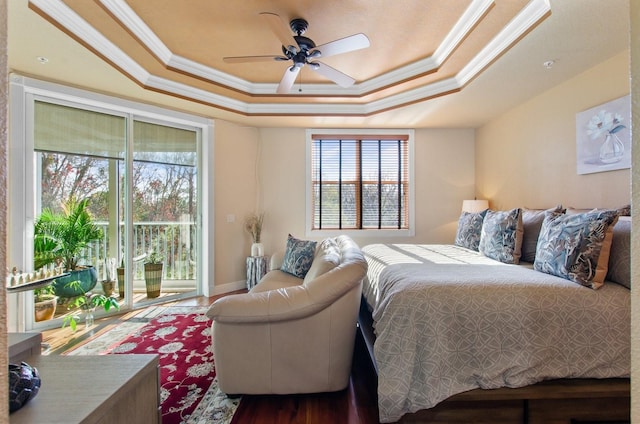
xmin=30 ymin=100 xmax=199 ymax=325
xmin=129 ymin=120 xmax=198 ymax=305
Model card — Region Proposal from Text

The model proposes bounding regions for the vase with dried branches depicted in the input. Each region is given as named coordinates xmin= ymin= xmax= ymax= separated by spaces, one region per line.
xmin=244 ymin=213 xmax=265 ymax=256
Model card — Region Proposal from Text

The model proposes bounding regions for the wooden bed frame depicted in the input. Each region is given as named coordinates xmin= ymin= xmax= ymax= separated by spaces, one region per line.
xmin=357 ymin=298 xmax=630 ymax=424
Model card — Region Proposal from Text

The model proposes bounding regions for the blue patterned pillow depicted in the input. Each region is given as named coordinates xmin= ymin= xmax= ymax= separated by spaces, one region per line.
xmin=478 ymin=208 xmax=523 ymax=264
xmin=533 ymin=210 xmax=619 ymax=289
xmin=280 ymin=234 xmax=317 ymax=278
xmin=454 ymin=210 xmax=488 ymax=251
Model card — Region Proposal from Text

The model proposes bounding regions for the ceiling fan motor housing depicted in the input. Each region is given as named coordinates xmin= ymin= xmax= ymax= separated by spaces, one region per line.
xmin=289 ymin=18 xmax=308 ymax=35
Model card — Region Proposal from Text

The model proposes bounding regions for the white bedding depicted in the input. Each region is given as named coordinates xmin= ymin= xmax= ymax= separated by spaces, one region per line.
xmin=362 ymin=244 xmax=630 ymax=423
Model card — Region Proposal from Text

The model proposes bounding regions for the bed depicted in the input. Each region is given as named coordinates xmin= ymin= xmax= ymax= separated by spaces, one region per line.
xmin=359 ymin=208 xmax=631 ymax=423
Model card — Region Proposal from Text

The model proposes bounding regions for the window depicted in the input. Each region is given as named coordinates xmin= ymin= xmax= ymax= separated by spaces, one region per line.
xmin=308 ymin=130 xmax=414 ymax=235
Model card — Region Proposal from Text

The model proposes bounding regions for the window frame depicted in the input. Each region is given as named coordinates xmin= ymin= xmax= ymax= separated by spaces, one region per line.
xmin=305 ymin=128 xmax=415 ymax=238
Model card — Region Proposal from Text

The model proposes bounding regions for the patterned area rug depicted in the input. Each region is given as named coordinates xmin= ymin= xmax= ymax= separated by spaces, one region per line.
xmin=66 ymin=308 xmax=239 ymax=424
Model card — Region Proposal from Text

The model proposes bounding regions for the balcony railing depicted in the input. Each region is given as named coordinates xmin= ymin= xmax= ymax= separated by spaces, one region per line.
xmin=84 ymin=221 xmax=197 ymax=287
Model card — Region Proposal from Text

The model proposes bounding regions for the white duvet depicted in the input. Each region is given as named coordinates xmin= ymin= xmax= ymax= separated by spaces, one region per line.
xmin=362 ymin=244 xmax=630 ymax=423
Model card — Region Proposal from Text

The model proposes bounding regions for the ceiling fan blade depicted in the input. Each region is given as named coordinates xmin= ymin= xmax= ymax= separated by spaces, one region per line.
xmin=312 ymin=33 xmax=370 ymax=59
xmin=277 ymin=66 xmax=300 ymax=94
xmin=310 ymin=61 xmax=355 ymax=87
xmin=223 ymin=55 xmax=287 ymax=63
xmin=260 ymin=12 xmax=298 ymax=53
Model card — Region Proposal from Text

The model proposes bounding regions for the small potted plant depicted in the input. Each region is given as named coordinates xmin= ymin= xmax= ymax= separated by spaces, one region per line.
xmin=101 ymin=257 xmax=116 ymax=297
xmin=62 ymin=280 xmax=120 ymax=331
xmin=144 ymin=250 xmax=163 ymax=298
xmin=33 ymin=284 xmax=58 ymax=322
xmin=116 ymin=257 xmax=125 ymax=298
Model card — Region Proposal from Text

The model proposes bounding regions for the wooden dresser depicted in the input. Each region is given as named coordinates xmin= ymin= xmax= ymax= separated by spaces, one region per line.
xmin=10 ymin=354 xmax=160 ymax=424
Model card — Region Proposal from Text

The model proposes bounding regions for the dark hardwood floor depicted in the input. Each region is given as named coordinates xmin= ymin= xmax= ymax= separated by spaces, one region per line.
xmin=41 ymin=292 xmax=382 ymax=424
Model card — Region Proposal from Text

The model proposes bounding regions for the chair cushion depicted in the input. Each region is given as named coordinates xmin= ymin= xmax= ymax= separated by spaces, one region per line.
xmin=250 ymin=269 xmax=303 ymax=293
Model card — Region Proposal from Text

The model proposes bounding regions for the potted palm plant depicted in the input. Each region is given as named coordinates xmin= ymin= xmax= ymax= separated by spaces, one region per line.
xmin=144 ymin=250 xmax=163 ymax=298
xmin=34 ymin=197 xmax=103 ymax=298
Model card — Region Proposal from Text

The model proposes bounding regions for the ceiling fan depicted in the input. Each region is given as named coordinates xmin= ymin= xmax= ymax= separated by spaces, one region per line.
xmin=223 ymin=13 xmax=370 ymax=94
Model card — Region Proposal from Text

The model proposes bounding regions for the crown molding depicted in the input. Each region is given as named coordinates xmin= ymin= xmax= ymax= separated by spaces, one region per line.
xmin=28 ymin=0 xmax=551 ymax=116
xmin=457 ymin=0 xmax=551 ymax=86
xmin=98 ymin=0 xmax=495 ymax=96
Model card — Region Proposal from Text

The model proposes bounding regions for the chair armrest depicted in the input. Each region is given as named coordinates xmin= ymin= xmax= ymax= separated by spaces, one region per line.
xmin=269 ymin=251 xmax=284 ymax=271
xmin=206 ymin=286 xmax=331 ymax=324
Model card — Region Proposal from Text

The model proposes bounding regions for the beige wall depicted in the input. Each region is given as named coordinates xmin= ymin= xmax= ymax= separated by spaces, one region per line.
xmin=476 ymin=51 xmax=631 ymax=210
xmin=212 ymin=120 xmax=260 ymax=291
xmin=256 ymin=127 xmax=475 ymax=255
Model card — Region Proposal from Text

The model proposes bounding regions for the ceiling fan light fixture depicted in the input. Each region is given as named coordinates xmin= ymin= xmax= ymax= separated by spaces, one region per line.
xmin=224 ymin=12 xmax=369 ymax=94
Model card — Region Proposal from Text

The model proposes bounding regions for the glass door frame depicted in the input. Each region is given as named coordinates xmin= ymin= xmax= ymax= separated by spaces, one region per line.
xmin=7 ymin=75 xmax=212 ymax=332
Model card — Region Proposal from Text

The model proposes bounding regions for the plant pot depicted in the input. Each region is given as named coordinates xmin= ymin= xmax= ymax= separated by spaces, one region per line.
xmin=144 ymin=263 xmax=163 ymax=298
xmin=116 ymin=267 xmax=125 ymax=298
xmin=101 ymin=280 xmax=115 ymax=297
xmin=52 ymin=267 xmax=98 ymax=298
xmin=34 ymin=295 xmax=58 ymax=322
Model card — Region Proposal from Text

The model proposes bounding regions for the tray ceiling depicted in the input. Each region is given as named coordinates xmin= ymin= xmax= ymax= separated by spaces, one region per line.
xmin=27 ymin=0 xmax=550 ymax=118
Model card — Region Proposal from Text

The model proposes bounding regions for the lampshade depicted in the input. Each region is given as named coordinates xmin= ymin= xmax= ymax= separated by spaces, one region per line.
xmin=461 ymin=199 xmax=489 ymax=213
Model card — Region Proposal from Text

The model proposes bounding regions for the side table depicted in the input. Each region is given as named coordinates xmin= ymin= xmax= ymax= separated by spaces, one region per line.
xmin=246 ymin=255 xmax=268 ymax=290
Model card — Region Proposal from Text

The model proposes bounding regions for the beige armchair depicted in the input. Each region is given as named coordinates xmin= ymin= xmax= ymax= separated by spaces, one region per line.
xmin=206 ymin=235 xmax=367 ymax=395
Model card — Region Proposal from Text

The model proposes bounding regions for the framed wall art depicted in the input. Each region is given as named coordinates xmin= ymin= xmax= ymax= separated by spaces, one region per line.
xmin=576 ymin=94 xmax=631 ymax=175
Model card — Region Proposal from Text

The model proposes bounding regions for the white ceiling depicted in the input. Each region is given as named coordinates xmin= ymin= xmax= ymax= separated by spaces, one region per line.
xmin=8 ymin=0 xmax=630 ymax=128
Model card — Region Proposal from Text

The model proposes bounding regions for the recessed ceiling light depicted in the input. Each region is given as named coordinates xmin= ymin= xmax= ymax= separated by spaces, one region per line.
xmin=543 ymin=60 xmax=555 ymax=69
xmin=36 ymin=56 xmax=49 ymax=64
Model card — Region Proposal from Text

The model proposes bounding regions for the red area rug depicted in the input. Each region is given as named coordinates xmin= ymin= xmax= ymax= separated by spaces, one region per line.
xmin=110 ymin=313 xmax=222 ymax=424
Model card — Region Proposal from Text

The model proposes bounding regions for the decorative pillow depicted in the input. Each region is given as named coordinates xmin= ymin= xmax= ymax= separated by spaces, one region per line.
xmin=478 ymin=208 xmax=523 ymax=264
xmin=616 ymin=204 xmax=631 ymax=216
xmin=454 ymin=209 xmax=488 ymax=251
xmin=606 ymin=216 xmax=631 ymax=289
xmin=565 ymin=207 xmax=592 ymax=215
xmin=520 ymin=205 xmax=565 ymax=263
xmin=280 ymin=234 xmax=317 ymax=279
xmin=567 ymin=205 xmax=630 ymax=216
xmin=533 ymin=210 xmax=619 ymax=289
